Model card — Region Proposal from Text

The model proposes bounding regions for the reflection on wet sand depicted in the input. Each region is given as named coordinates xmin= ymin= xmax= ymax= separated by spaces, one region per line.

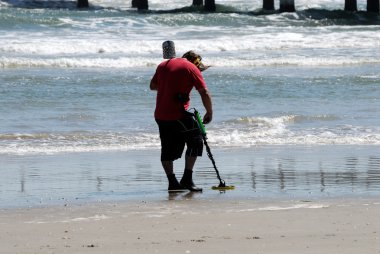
xmin=168 ymin=191 xmax=199 ymax=201
xmin=3 ymin=148 xmax=380 ymax=207
xmin=247 ymin=156 xmax=380 ymax=195
xmin=15 ymin=156 xmax=380 ymax=197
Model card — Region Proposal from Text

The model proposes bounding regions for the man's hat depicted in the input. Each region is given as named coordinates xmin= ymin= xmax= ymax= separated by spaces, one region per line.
xmin=162 ymin=40 xmax=176 ymax=59
xmin=182 ymin=50 xmax=209 ymax=71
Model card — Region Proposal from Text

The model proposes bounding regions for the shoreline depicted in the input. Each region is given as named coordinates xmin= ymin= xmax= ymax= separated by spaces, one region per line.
xmin=1 ymin=197 xmax=380 ymax=253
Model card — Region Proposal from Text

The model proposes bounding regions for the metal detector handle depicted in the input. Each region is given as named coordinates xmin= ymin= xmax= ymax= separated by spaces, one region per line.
xmin=194 ymin=110 xmax=207 ymax=136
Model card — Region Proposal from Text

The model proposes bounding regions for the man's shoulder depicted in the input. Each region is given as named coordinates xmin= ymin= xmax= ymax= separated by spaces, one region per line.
xmin=157 ymin=58 xmax=184 ymax=68
xmin=170 ymin=58 xmax=191 ymax=66
xmin=168 ymin=58 xmax=194 ymax=67
xmin=157 ymin=58 xmax=199 ymax=74
xmin=174 ymin=58 xmax=200 ymax=73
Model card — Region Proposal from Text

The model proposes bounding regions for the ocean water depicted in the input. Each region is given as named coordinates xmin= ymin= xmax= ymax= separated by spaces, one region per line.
xmin=1 ymin=0 xmax=380 ymax=207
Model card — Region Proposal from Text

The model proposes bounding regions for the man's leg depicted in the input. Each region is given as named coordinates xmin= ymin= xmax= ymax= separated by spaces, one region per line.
xmin=157 ymin=120 xmax=186 ymax=192
xmin=180 ymin=155 xmax=202 ymax=192
xmin=162 ymin=160 xmax=187 ymax=192
xmin=185 ymin=155 xmax=197 ymax=171
xmin=161 ymin=160 xmax=174 ymax=175
xmin=179 ymin=116 xmax=204 ymax=192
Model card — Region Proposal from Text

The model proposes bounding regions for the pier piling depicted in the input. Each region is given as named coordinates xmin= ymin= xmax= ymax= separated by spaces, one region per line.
xmin=367 ymin=0 xmax=380 ymax=12
xmin=345 ymin=0 xmax=358 ymax=11
xmin=263 ymin=0 xmax=275 ymax=11
xmin=205 ymin=0 xmax=216 ymax=12
xmin=77 ymin=0 xmax=89 ymax=8
xmin=131 ymin=0 xmax=148 ymax=10
xmin=193 ymin=0 xmax=203 ymax=6
xmin=280 ymin=0 xmax=295 ymax=12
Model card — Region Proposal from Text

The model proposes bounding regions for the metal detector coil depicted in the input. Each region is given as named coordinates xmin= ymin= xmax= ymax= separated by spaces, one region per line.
xmin=212 ymin=185 xmax=235 ymax=190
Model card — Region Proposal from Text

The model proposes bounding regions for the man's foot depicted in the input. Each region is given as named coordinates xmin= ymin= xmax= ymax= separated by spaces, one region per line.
xmin=180 ymin=169 xmax=202 ymax=192
xmin=167 ymin=174 xmax=187 ymax=192
xmin=168 ymin=183 xmax=187 ymax=192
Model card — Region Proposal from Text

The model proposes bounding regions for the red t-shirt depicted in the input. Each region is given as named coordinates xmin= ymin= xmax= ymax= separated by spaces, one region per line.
xmin=152 ymin=58 xmax=207 ymax=120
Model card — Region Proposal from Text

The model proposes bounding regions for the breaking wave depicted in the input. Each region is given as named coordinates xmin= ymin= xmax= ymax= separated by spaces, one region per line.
xmin=1 ymin=115 xmax=379 ymax=155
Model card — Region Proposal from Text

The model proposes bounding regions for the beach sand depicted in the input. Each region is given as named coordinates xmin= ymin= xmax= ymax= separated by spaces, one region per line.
xmin=1 ymin=198 xmax=380 ymax=254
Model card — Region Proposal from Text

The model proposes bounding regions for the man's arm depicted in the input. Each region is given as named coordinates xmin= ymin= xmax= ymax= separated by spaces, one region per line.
xmin=198 ymin=88 xmax=213 ymax=124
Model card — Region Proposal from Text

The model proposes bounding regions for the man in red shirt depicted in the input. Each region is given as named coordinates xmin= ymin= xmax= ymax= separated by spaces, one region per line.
xmin=150 ymin=50 xmax=213 ymax=192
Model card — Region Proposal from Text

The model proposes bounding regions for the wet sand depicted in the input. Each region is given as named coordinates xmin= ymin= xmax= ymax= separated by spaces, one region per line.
xmin=1 ymin=146 xmax=380 ymax=208
xmin=1 ymin=198 xmax=380 ymax=254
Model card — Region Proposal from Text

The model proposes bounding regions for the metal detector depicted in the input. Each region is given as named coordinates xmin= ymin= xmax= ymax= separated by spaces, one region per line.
xmin=193 ymin=109 xmax=235 ymax=190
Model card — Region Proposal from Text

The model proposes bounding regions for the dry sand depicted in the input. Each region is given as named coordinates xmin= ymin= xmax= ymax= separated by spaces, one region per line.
xmin=1 ymin=198 xmax=380 ymax=254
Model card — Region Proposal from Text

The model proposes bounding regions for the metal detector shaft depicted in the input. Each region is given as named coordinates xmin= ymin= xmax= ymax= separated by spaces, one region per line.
xmin=202 ymin=136 xmax=225 ymax=186
xmin=194 ymin=110 xmax=225 ymax=186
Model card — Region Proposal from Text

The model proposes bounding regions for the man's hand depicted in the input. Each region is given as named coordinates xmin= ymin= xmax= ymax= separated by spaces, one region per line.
xmin=203 ymin=111 xmax=212 ymax=124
